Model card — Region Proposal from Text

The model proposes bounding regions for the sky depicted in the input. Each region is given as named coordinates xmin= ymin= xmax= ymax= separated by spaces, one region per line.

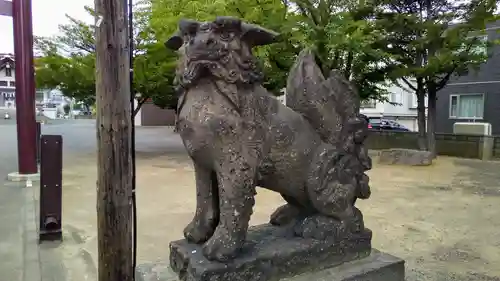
xmin=0 ymin=0 xmax=94 ymax=54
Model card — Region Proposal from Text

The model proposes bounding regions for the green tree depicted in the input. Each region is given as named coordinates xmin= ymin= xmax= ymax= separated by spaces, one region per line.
xmin=148 ymin=0 xmax=295 ymax=94
xmin=34 ymin=5 xmax=179 ymax=116
xmin=289 ymin=0 xmax=395 ymax=100
xmin=133 ymin=41 xmax=178 ymax=115
xmin=34 ymin=40 xmax=96 ymax=107
xmin=376 ymin=0 xmax=498 ymax=154
xmin=149 ymin=0 xmax=395 ymax=100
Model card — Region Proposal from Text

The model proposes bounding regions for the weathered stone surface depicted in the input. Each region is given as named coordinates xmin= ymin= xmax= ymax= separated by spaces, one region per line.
xmin=167 ymin=224 xmax=372 ymax=281
xmin=164 ymin=16 xmax=372 ymax=262
xmin=280 ymin=249 xmax=405 ymax=281
xmin=379 ymin=149 xmax=433 ymax=166
xmin=136 ymin=235 xmax=404 ymax=281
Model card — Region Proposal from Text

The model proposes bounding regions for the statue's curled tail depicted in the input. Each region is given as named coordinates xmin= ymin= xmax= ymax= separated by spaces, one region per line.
xmin=285 ymin=49 xmax=372 ymax=203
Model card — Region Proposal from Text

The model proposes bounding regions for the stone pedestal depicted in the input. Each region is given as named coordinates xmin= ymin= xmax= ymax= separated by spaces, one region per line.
xmin=136 ymin=224 xmax=405 ymax=281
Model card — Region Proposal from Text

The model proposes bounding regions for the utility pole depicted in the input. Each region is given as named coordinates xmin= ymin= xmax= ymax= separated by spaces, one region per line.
xmin=94 ymin=0 xmax=133 ymax=279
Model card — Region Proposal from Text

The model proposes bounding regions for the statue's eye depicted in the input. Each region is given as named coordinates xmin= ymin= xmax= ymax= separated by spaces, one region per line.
xmin=220 ymin=32 xmax=231 ymax=41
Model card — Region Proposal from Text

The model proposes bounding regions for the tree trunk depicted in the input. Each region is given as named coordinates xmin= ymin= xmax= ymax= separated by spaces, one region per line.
xmin=94 ymin=0 xmax=133 ymax=280
xmin=424 ymin=0 xmax=438 ymax=158
xmin=416 ymin=77 xmax=427 ymax=150
xmin=132 ymin=97 xmax=148 ymax=117
xmin=427 ymin=86 xmax=437 ymax=158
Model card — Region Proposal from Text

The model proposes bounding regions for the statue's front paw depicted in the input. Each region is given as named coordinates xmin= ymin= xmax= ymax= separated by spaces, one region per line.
xmin=183 ymin=215 xmax=217 ymax=244
xmin=202 ymin=227 xmax=243 ymax=262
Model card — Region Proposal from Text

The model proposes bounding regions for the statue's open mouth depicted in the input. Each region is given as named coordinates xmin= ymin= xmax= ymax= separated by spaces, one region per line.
xmin=182 ymin=60 xmax=217 ymax=82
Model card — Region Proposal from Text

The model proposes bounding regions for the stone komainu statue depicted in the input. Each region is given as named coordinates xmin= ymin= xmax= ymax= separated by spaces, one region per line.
xmin=165 ymin=16 xmax=372 ymax=262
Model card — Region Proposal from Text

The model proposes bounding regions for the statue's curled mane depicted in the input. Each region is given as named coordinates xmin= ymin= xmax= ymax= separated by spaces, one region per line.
xmin=174 ymin=44 xmax=263 ymax=92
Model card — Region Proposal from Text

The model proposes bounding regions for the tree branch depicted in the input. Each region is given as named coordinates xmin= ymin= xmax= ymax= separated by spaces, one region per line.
xmin=401 ymin=77 xmax=417 ymax=91
xmin=133 ymin=96 xmax=148 ymax=117
xmin=344 ymin=51 xmax=354 ymax=80
xmin=436 ymin=40 xmax=474 ymax=91
xmin=295 ymin=1 xmax=320 ymax=27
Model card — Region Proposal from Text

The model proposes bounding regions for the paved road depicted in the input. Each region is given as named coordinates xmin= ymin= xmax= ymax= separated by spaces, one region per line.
xmin=0 ymin=119 xmax=184 ymax=175
xmin=0 ymin=119 xmax=184 ymax=281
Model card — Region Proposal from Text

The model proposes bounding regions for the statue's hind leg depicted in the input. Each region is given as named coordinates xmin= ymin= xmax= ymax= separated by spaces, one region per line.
xmin=294 ymin=158 xmax=365 ymax=240
xmin=293 ymin=206 xmax=365 ymax=240
xmin=270 ymin=194 xmax=317 ymax=226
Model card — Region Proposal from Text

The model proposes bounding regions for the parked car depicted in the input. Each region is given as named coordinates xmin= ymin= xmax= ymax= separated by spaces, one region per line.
xmin=369 ymin=118 xmax=410 ymax=131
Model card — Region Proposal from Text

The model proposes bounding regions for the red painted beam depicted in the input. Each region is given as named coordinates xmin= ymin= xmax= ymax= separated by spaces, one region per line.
xmin=0 ymin=0 xmax=12 ymax=17
xmin=13 ymin=0 xmax=37 ymax=174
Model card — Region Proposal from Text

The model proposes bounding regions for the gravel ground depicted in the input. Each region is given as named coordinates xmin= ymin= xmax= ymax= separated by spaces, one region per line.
xmin=53 ymin=152 xmax=500 ymax=281
xmin=2 ymin=120 xmax=498 ymax=281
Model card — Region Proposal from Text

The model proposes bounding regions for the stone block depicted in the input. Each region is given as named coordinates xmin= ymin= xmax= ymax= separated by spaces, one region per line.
xmin=379 ymin=148 xmax=433 ymax=166
xmin=7 ymin=172 xmax=40 ymax=182
xmin=137 ymin=249 xmax=404 ymax=281
xmin=136 ymin=224 xmax=405 ymax=281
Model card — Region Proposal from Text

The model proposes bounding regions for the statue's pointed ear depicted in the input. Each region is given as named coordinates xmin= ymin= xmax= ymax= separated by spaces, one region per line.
xmin=214 ymin=16 xmax=242 ymax=30
xmin=178 ymin=18 xmax=200 ymax=34
xmin=165 ymin=19 xmax=201 ymax=50
xmin=241 ymin=23 xmax=279 ymax=47
xmin=165 ymin=32 xmax=183 ymax=50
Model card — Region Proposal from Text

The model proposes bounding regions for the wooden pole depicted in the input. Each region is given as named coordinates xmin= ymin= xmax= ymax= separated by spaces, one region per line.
xmin=94 ymin=0 xmax=133 ymax=279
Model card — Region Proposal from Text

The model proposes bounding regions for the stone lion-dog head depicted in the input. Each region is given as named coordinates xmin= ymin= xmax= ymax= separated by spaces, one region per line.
xmin=165 ymin=16 xmax=278 ymax=94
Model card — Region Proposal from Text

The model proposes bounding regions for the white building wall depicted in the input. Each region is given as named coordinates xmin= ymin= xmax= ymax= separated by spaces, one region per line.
xmin=277 ymin=84 xmax=427 ymax=132
xmin=360 ymin=81 xmax=428 ymax=132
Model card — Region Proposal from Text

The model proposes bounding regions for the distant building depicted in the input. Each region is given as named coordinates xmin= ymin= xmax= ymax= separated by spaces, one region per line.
xmin=0 ymin=53 xmax=68 ymax=109
xmin=436 ymin=20 xmax=500 ymax=134
xmin=360 ymin=82 xmax=427 ymax=132
xmin=275 ymin=87 xmax=424 ymax=131
xmin=0 ymin=53 xmax=15 ymax=108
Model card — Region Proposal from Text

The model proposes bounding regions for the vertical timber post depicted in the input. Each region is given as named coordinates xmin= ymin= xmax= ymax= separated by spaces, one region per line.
xmin=94 ymin=0 xmax=133 ymax=279
xmin=39 ymin=135 xmax=63 ymax=242
xmin=126 ymin=0 xmax=138 ymax=276
xmin=13 ymin=0 xmax=37 ymax=175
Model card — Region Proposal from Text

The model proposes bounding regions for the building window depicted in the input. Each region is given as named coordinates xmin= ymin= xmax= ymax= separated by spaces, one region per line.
xmin=9 ymin=81 xmax=15 ymax=87
xmin=390 ymin=92 xmax=399 ymax=104
xmin=360 ymin=99 xmax=376 ymax=108
xmin=408 ymin=93 xmax=428 ymax=109
xmin=0 ymin=81 xmax=7 ymax=86
xmin=449 ymin=94 xmax=484 ymax=119
xmin=5 ymin=66 xmax=12 ymax=77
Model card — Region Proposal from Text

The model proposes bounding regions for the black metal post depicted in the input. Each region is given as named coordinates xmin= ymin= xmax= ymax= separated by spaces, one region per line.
xmin=39 ymin=135 xmax=63 ymax=242
xmin=35 ymin=121 xmax=41 ymax=164
xmin=128 ymin=0 xmax=137 ymax=277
